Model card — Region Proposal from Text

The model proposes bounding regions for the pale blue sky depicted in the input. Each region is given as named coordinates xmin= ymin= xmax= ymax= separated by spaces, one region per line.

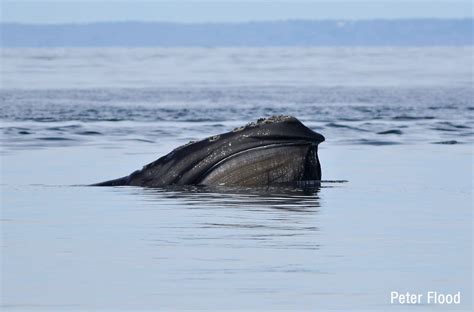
xmin=1 ymin=0 xmax=472 ymax=24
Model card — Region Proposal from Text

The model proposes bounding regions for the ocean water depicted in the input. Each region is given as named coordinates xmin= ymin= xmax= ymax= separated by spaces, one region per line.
xmin=1 ymin=47 xmax=473 ymax=311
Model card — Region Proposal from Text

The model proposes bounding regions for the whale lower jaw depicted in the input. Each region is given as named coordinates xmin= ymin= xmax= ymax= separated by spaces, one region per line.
xmin=91 ymin=142 xmax=322 ymax=188
xmin=197 ymin=142 xmax=321 ymax=187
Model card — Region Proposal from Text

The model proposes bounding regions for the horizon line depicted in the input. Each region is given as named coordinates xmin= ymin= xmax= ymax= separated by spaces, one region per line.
xmin=2 ymin=17 xmax=473 ymax=26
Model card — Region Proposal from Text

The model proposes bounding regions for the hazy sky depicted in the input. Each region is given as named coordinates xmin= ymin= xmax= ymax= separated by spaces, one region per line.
xmin=1 ymin=0 xmax=473 ymax=24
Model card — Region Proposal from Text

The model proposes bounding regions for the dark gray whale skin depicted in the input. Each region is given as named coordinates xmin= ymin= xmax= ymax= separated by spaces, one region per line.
xmin=92 ymin=116 xmax=325 ymax=187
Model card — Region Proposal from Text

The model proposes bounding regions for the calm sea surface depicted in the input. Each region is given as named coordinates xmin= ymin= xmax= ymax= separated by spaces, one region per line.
xmin=1 ymin=47 xmax=473 ymax=311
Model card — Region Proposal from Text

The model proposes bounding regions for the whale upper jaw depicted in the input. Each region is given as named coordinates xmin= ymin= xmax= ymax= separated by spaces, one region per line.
xmin=244 ymin=116 xmax=325 ymax=146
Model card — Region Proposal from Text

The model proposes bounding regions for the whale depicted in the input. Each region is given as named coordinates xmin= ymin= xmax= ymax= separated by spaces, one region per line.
xmin=92 ymin=115 xmax=325 ymax=187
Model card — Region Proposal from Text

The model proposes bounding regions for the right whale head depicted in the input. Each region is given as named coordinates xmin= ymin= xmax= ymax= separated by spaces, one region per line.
xmin=97 ymin=116 xmax=325 ymax=187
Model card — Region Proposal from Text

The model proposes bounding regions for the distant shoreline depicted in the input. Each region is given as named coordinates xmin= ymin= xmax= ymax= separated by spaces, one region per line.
xmin=1 ymin=19 xmax=472 ymax=47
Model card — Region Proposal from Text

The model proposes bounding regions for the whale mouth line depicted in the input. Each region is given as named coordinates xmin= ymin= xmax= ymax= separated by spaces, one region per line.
xmin=246 ymin=140 xmax=317 ymax=150
xmin=249 ymin=135 xmax=325 ymax=144
xmin=220 ymin=140 xmax=316 ymax=162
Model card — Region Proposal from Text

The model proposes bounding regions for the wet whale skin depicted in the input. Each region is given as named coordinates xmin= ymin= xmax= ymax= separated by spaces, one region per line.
xmin=93 ymin=115 xmax=325 ymax=187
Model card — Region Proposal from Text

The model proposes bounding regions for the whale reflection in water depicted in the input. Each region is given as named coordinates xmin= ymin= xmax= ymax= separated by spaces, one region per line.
xmin=128 ymin=181 xmax=345 ymax=211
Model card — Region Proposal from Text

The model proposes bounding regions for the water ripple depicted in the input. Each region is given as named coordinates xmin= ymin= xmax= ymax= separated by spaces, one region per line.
xmin=1 ymin=86 xmax=472 ymax=149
